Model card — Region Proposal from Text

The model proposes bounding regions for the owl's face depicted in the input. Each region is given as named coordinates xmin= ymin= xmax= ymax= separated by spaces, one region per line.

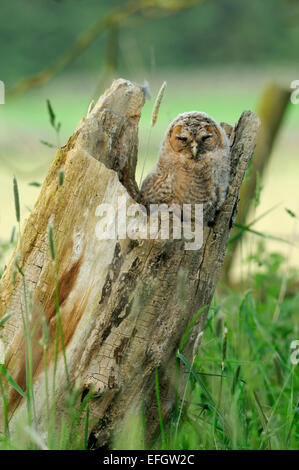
xmin=167 ymin=113 xmax=225 ymax=161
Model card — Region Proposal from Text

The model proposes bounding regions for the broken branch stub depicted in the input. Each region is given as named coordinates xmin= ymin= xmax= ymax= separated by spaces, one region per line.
xmin=0 ymin=79 xmax=260 ymax=448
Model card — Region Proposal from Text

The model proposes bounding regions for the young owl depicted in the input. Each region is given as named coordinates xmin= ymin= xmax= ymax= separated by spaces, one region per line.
xmin=139 ymin=111 xmax=231 ymax=224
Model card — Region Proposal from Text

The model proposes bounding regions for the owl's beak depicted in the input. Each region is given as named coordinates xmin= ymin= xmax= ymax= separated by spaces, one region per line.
xmin=191 ymin=143 xmax=198 ymax=158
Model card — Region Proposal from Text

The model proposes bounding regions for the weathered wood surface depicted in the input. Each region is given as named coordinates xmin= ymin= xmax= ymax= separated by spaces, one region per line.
xmin=0 ymin=79 xmax=260 ymax=447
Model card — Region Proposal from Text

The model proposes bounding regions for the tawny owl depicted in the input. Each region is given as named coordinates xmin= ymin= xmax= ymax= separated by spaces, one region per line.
xmin=139 ymin=111 xmax=231 ymax=224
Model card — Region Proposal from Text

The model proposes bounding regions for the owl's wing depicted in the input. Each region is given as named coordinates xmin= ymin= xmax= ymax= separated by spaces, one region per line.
xmin=139 ymin=169 xmax=160 ymax=205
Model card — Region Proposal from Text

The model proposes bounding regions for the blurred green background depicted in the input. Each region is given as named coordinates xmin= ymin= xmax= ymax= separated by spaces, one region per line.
xmin=0 ymin=0 xmax=299 ymax=278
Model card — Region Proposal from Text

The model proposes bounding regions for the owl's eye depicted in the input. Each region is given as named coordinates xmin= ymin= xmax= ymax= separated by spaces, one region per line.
xmin=176 ymin=136 xmax=187 ymax=142
xmin=201 ymin=134 xmax=212 ymax=141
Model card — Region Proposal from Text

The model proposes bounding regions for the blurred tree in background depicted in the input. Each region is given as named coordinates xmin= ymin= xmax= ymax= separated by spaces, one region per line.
xmin=1 ymin=0 xmax=299 ymax=89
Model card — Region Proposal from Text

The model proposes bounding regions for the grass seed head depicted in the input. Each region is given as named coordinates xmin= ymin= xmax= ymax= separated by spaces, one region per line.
xmin=13 ymin=175 xmax=20 ymax=223
xmin=151 ymin=81 xmax=167 ymax=127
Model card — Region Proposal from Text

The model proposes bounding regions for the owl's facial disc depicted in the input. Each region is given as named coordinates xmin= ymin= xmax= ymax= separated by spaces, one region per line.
xmin=170 ymin=123 xmax=214 ymax=160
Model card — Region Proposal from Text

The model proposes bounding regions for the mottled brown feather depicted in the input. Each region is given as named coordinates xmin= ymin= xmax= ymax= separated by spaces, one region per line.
xmin=140 ymin=112 xmax=231 ymax=224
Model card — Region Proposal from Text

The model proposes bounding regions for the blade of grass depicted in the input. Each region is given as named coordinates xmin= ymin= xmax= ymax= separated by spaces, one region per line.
xmin=234 ymin=224 xmax=292 ymax=245
xmin=139 ymin=81 xmax=167 ymax=187
xmin=0 ymin=311 xmax=15 ymax=328
xmin=84 ymin=400 xmax=90 ymax=450
xmin=227 ymin=204 xmax=281 ymax=246
xmin=231 ymin=365 xmax=241 ymax=395
xmin=176 ymin=350 xmax=228 ymax=433
xmin=142 ymin=399 xmax=146 ymax=450
xmin=24 ymin=425 xmax=48 ymax=450
xmin=0 ymin=364 xmax=26 ymax=399
xmin=253 ymin=390 xmax=271 ymax=450
xmin=0 ymin=374 xmax=10 ymax=440
xmin=155 ymin=367 xmax=166 ymax=449
xmin=179 ymin=306 xmax=207 ymax=352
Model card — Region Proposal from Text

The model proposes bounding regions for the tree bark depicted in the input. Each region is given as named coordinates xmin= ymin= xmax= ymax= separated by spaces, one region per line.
xmin=0 ymin=79 xmax=260 ymax=448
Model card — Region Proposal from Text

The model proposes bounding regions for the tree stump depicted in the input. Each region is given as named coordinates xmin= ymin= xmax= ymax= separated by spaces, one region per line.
xmin=0 ymin=79 xmax=260 ymax=448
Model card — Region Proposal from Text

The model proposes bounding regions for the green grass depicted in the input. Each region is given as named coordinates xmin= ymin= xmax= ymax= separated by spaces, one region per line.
xmin=165 ymin=247 xmax=299 ymax=450
xmin=0 ymin=223 xmax=298 ymax=449
xmin=113 ymin=244 xmax=298 ymax=450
